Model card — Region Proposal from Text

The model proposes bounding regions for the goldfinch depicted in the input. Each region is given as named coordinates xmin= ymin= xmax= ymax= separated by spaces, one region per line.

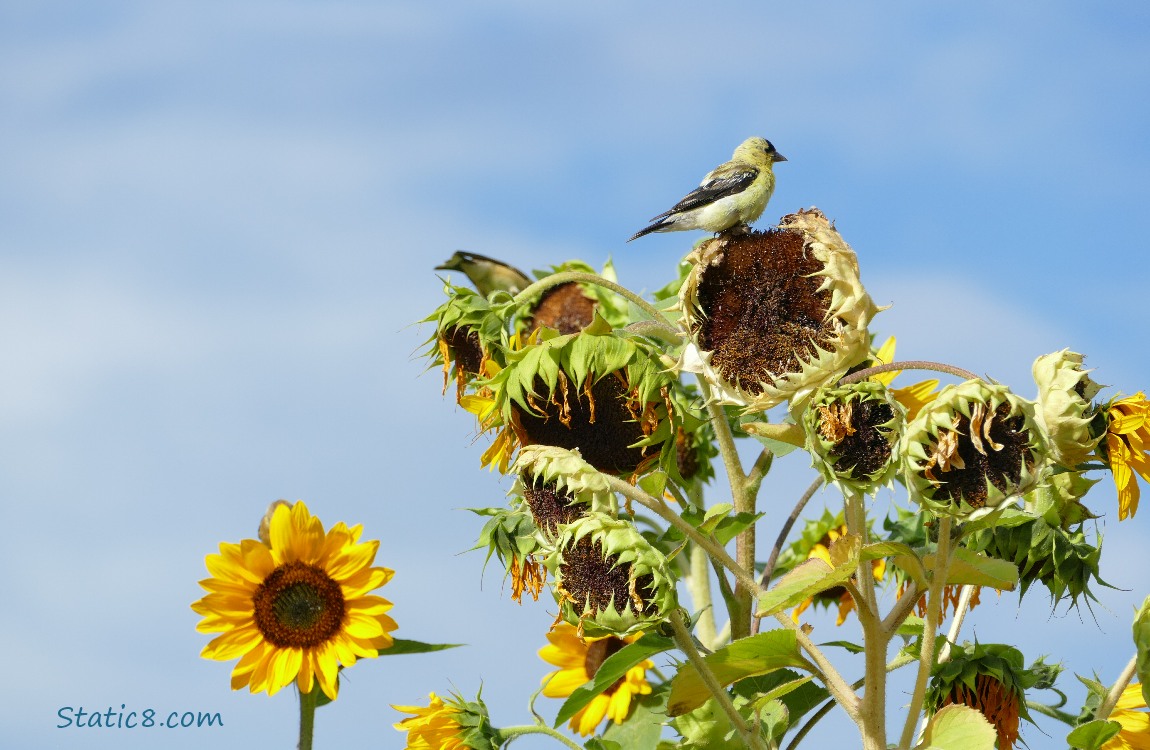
xmin=629 ymin=137 xmax=786 ymax=241
xmin=436 ymin=251 xmax=532 ymax=296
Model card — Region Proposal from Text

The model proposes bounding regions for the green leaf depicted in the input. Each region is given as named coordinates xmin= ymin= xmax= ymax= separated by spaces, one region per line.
xmin=923 ymin=547 xmax=1018 ymax=590
xmin=756 ymin=533 xmax=861 ymax=617
xmin=555 ymin=634 xmax=673 ymax=728
xmin=667 ymin=630 xmax=811 ymax=716
xmin=1134 ymin=594 xmax=1150 ymax=709
xmin=638 ymin=471 xmax=668 ymax=500
xmin=377 ymin=639 xmax=464 ymax=656
xmin=601 ymin=690 xmax=667 ymax=750
xmin=1066 ymin=719 xmax=1123 ymax=750
xmin=756 ymin=699 xmax=789 ymax=740
xmin=584 ymin=739 xmax=623 ymax=750
xmin=732 ymin=669 xmax=828 ymax=730
xmin=702 ymin=503 xmax=734 ymax=534
xmin=915 ymin=704 xmax=996 ymax=750
xmin=819 ymin=640 xmax=865 ymax=654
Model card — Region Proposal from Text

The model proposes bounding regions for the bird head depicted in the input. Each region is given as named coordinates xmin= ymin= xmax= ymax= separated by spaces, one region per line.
xmin=735 ymin=136 xmax=787 ymax=165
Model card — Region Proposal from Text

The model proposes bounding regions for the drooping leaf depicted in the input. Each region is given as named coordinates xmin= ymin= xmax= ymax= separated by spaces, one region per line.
xmin=922 ymin=547 xmax=1018 ymax=590
xmin=555 ymin=634 xmax=673 ymax=728
xmin=667 ymin=630 xmax=811 ymax=716
xmin=915 ymin=704 xmax=996 ymax=750
xmin=756 ymin=533 xmax=862 ymax=617
xmin=378 ymin=639 xmax=464 ymax=656
xmin=601 ymin=689 xmax=667 ymax=750
xmin=1066 ymin=719 xmax=1123 ymax=750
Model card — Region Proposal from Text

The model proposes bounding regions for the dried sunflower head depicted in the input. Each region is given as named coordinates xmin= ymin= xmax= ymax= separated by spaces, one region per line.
xmin=925 ymin=643 xmax=1049 ymax=750
xmin=1032 ymin=350 xmax=1103 ymax=469
xmin=423 ymin=282 xmax=509 ymax=403
xmin=546 ymin=513 xmax=677 ymax=637
xmin=484 ymin=326 xmax=676 ymax=476
xmin=802 ymin=381 xmax=905 ymax=495
xmin=678 ymin=208 xmax=880 ymax=413
xmin=512 ymin=445 xmax=617 ymax=538
xmin=902 ymin=380 xmax=1050 ymax=520
xmin=519 ymin=260 xmax=630 ymax=335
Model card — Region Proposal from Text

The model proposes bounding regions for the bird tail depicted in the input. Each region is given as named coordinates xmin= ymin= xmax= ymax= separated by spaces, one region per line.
xmin=628 ymin=219 xmax=670 ymax=242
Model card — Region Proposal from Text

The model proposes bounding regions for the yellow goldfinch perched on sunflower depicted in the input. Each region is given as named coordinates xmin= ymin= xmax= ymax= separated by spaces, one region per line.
xmin=629 ymin=136 xmax=786 ymax=241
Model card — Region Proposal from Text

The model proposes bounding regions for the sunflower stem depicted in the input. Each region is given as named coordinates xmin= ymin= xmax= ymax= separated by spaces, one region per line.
xmin=1025 ymin=700 xmax=1079 ymax=726
xmin=838 ymin=360 xmax=979 ymax=384
xmin=297 ymin=685 xmax=318 ymax=750
xmin=605 ymin=475 xmax=760 ymax=598
xmin=511 ymin=271 xmax=679 ymax=338
xmin=936 ymin=584 xmax=976 ymax=664
xmin=898 ymin=515 xmax=954 ymax=750
xmin=697 ymin=377 xmax=757 ymax=640
xmin=1095 ymin=654 xmax=1139 ymax=721
xmin=772 ymin=612 xmax=861 ymax=724
xmin=687 ymin=543 xmax=719 ymax=649
xmin=496 ymin=724 xmax=583 ymax=750
xmin=845 ymin=491 xmax=887 ymax=750
xmin=669 ymin=609 xmax=768 ymax=750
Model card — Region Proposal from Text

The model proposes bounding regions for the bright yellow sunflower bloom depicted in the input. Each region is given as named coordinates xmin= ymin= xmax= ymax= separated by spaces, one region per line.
xmin=539 ymin=623 xmax=652 ymax=736
xmin=1104 ymin=393 xmax=1150 ymax=520
xmin=1103 ymin=682 xmax=1150 ymax=750
xmin=790 ymin=524 xmax=886 ymax=625
xmin=191 ymin=501 xmax=397 ymax=700
xmin=393 ymin=693 xmax=469 ymax=750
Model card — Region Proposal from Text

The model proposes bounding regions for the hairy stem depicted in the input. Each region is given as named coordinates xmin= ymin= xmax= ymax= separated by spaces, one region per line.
xmin=898 ymin=515 xmax=954 ymax=750
xmin=669 ymin=610 xmax=768 ymax=750
xmin=496 ymin=724 xmax=583 ymax=750
xmin=838 ymin=361 xmax=980 ymax=385
xmin=1095 ymin=654 xmax=1139 ymax=721
xmin=937 ymin=584 xmax=976 ymax=664
xmin=687 ymin=543 xmax=719 ymax=649
xmin=698 ymin=378 xmax=756 ymax=639
xmin=773 ymin=612 xmax=861 ymax=724
xmin=845 ymin=492 xmax=887 ymax=750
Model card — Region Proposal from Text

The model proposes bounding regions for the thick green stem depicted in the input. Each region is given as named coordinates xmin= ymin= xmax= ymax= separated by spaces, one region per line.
xmin=605 ymin=476 xmax=759 ymax=596
xmin=1095 ymin=654 xmax=1139 ymax=721
xmin=496 ymin=724 xmax=583 ymax=750
xmin=698 ymin=378 xmax=756 ymax=639
xmin=937 ymin=584 xmax=976 ymax=664
xmin=898 ymin=516 xmax=954 ymax=750
xmin=1026 ymin=700 xmax=1079 ymax=725
xmin=846 ymin=492 xmax=887 ymax=750
xmin=773 ymin=612 xmax=861 ymax=724
xmin=298 ymin=686 xmax=318 ymax=750
xmin=687 ymin=543 xmax=719 ymax=649
xmin=669 ymin=610 xmax=768 ymax=750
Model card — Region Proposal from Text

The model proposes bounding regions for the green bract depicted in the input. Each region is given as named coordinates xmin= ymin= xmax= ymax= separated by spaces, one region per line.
xmin=512 ymin=445 xmax=618 ymax=532
xmin=1032 ymin=350 xmax=1103 ymax=469
xmin=902 ymin=380 xmax=1050 ymax=520
xmin=483 ymin=325 xmax=676 ymax=476
xmin=678 ymin=208 xmax=881 ymax=413
xmin=519 ymin=259 xmax=631 ymax=335
xmin=423 ymin=283 xmax=511 ymax=401
xmin=547 ymin=513 xmax=677 ymax=637
xmin=802 ymin=381 xmax=905 ymax=495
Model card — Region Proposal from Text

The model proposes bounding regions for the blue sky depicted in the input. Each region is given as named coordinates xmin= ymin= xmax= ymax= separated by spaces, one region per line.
xmin=2 ymin=2 xmax=1149 ymax=748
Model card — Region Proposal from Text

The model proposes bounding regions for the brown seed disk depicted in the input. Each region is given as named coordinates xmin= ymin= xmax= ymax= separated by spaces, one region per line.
xmin=930 ymin=403 xmax=1034 ymax=509
xmin=560 ymin=536 xmax=656 ymax=618
xmin=513 ymin=373 xmax=652 ymax=474
xmin=675 ymin=427 xmax=699 ymax=480
xmin=941 ymin=674 xmax=1019 ymax=750
xmin=828 ymin=400 xmax=895 ymax=479
xmin=252 ymin=561 xmax=346 ymax=649
xmin=694 ymin=229 xmax=834 ymax=396
xmin=522 ymin=477 xmax=587 ymax=539
xmin=527 ymin=283 xmax=598 ymax=335
xmin=443 ymin=325 xmax=484 ymax=377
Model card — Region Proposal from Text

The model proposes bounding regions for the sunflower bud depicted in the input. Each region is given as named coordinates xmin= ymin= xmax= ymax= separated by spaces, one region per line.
xmin=925 ymin=643 xmax=1045 ymax=750
xmin=903 ymin=380 xmax=1049 ymax=520
xmin=678 ymin=208 xmax=880 ymax=413
xmin=547 ymin=513 xmax=677 ymax=637
xmin=803 ymin=381 xmax=905 ymax=495
xmin=393 ymin=690 xmax=500 ymax=750
xmin=1032 ymin=350 xmax=1103 ymax=468
xmin=966 ymin=508 xmax=1106 ymax=608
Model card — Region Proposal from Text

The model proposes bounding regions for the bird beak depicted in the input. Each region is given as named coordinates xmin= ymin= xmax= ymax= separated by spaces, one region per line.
xmin=774 ymin=153 xmax=788 ymax=163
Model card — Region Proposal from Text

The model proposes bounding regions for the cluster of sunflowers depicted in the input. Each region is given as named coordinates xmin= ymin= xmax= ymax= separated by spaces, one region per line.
xmin=190 ymin=207 xmax=1150 ymax=750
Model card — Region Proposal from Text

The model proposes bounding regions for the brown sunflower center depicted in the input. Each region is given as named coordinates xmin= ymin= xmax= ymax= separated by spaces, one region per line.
xmin=823 ymin=399 xmax=896 ymax=478
xmin=924 ymin=403 xmax=1034 ymax=509
xmin=252 ymin=561 xmax=346 ymax=648
xmin=443 ymin=325 xmax=484 ymax=377
xmin=941 ymin=674 xmax=1019 ymax=750
xmin=527 ymin=282 xmax=597 ymax=335
xmin=584 ymin=637 xmax=628 ymax=694
xmin=693 ymin=229 xmax=834 ymax=395
xmin=523 ymin=477 xmax=587 ymax=539
xmin=512 ymin=371 xmax=653 ymax=475
xmin=559 ymin=536 xmax=656 ymax=618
